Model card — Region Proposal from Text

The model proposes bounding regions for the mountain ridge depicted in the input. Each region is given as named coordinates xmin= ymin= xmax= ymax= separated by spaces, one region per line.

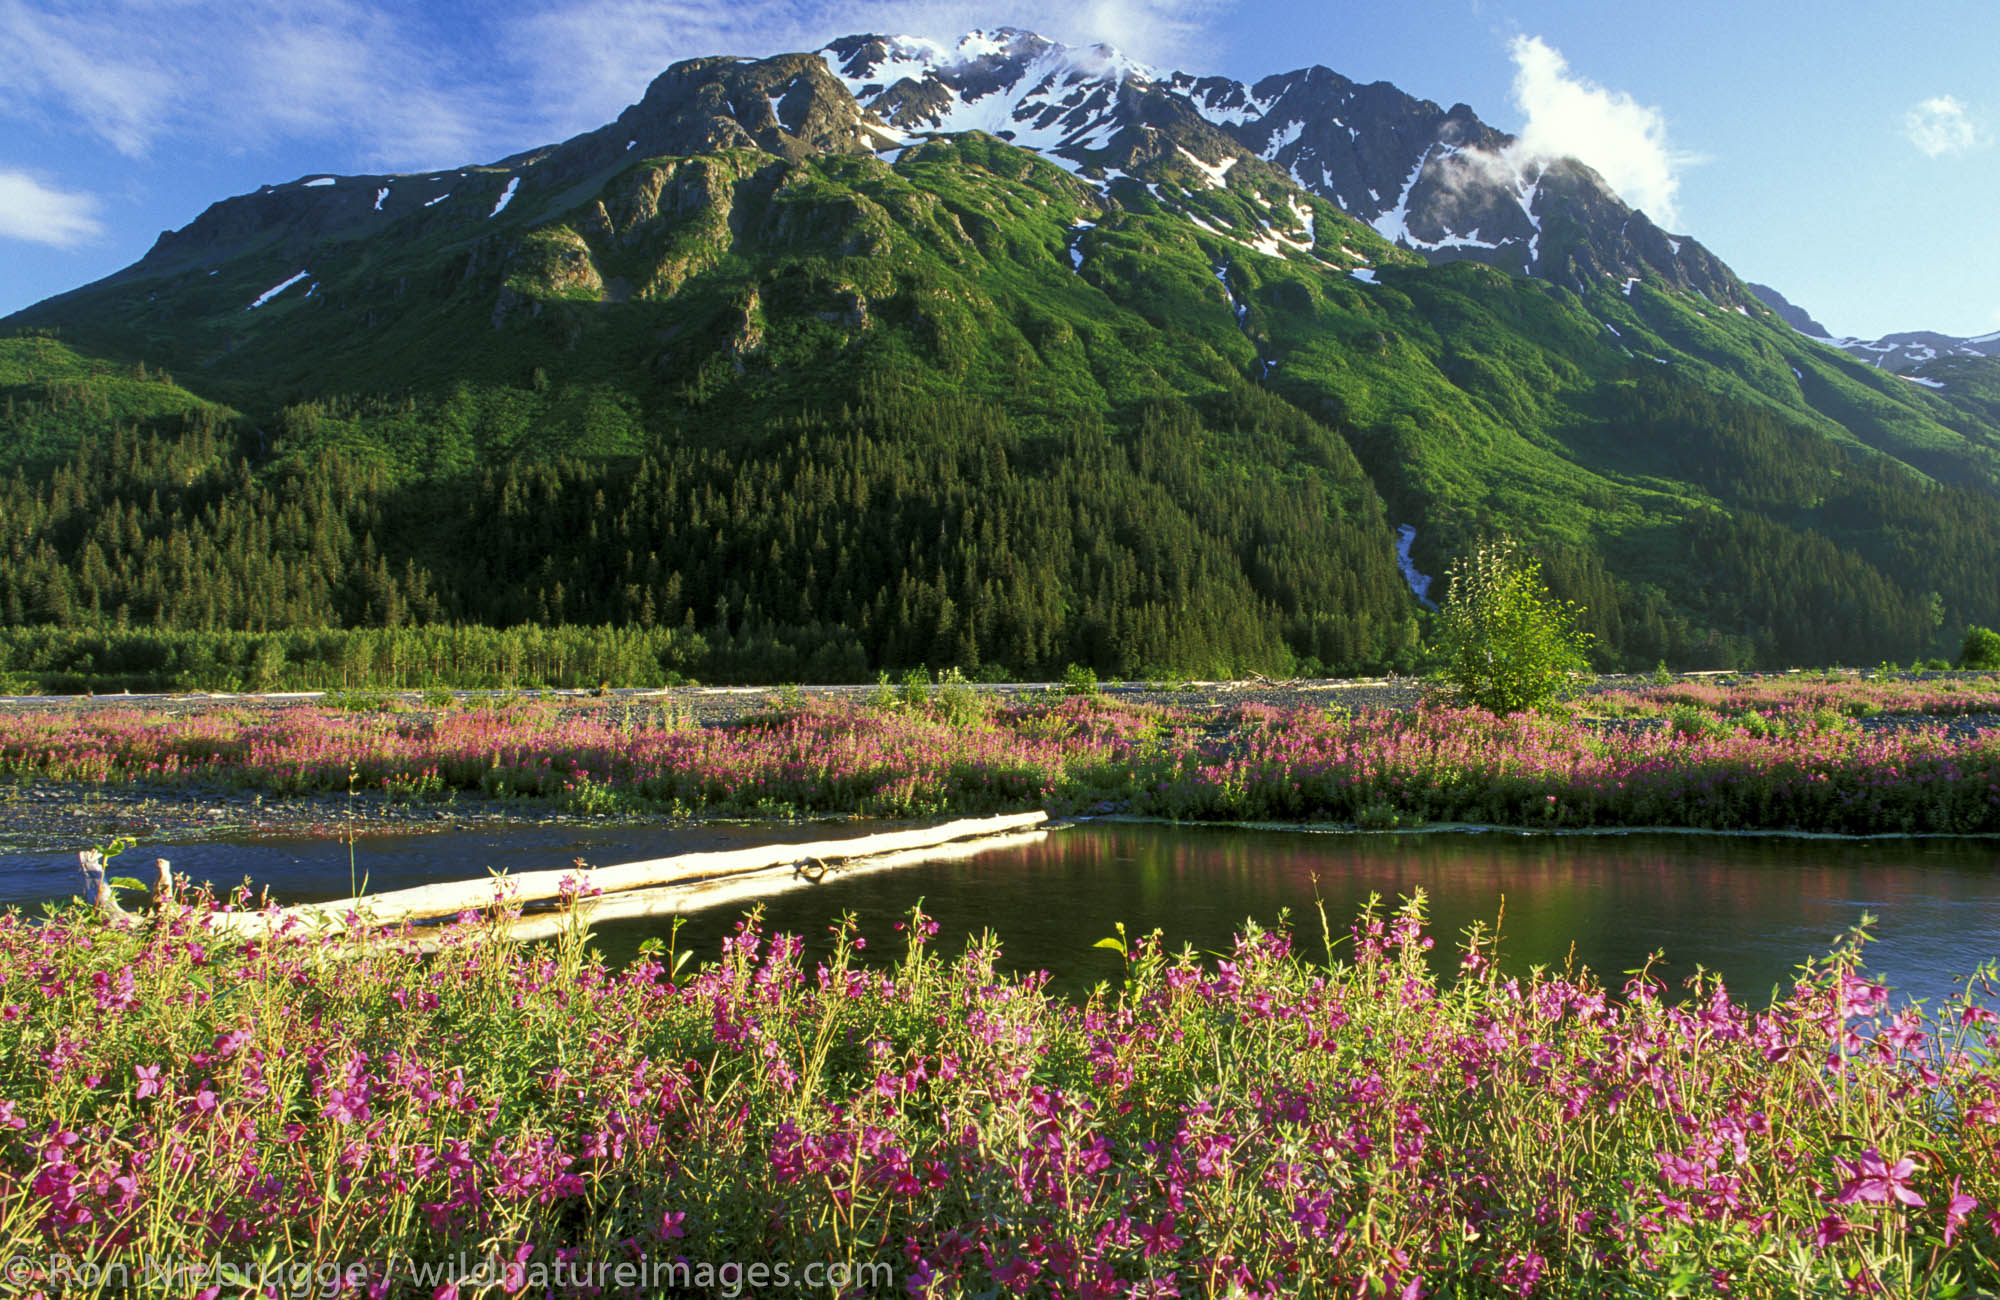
xmin=1747 ymin=282 xmax=2000 ymax=377
xmin=818 ymin=28 xmax=1742 ymax=303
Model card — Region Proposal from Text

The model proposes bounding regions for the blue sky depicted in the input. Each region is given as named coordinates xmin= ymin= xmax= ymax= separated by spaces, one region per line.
xmin=2 ymin=0 xmax=1994 ymax=339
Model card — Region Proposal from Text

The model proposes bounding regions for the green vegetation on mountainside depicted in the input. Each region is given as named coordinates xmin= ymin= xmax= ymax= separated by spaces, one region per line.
xmin=5 ymin=131 xmax=2000 ymax=676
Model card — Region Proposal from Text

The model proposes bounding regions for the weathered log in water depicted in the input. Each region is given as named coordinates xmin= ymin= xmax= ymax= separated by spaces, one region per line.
xmin=90 ymin=811 xmax=1052 ymax=942
xmin=400 ymin=826 xmax=1055 ymax=951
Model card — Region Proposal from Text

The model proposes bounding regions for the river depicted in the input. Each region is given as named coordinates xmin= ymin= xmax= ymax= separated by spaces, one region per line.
xmin=5 ymin=820 xmax=1994 ymax=1004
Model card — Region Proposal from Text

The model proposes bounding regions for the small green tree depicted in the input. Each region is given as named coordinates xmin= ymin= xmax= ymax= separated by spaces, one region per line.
xmin=1432 ymin=540 xmax=1595 ymax=714
xmin=1960 ymin=625 xmax=2000 ymax=670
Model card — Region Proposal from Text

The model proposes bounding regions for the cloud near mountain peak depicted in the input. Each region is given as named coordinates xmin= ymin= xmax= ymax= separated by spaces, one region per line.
xmin=1505 ymin=35 xmax=1690 ymax=230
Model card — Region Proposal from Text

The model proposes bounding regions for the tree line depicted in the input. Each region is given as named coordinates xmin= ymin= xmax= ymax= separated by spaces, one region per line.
xmin=5 ymin=355 xmax=1996 ymax=686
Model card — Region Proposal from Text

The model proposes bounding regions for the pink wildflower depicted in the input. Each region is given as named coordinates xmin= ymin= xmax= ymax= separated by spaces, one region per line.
xmin=1828 ymin=1148 xmax=1925 ymax=1208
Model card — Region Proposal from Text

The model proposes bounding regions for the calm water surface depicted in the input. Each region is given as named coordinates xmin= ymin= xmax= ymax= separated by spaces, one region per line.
xmin=5 ymin=820 xmax=1995 ymax=1003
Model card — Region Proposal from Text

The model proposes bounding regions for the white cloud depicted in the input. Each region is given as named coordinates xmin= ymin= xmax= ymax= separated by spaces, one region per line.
xmin=0 ymin=0 xmax=502 ymax=171
xmin=0 ymin=1 xmax=179 ymax=157
xmin=0 ymin=169 xmax=103 ymax=247
xmin=1505 ymin=35 xmax=1689 ymax=229
xmin=1904 ymin=95 xmax=1985 ymax=158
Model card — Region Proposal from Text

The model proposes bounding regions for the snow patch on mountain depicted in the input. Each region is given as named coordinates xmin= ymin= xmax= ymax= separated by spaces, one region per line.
xmin=1370 ymin=147 xmax=1433 ymax=246
xmin=1515 ymin=169 xmax=1543 ymax=265
xmin=302 ymin=177 xmax=336 ymax=188
xmin=247 ymin=271 xmax=310 ymax=310
xmin=489 ymin=178 xmax=520 ymax=218
xmin=819 ymin=39 xmax=941 ymax=99
xmin=1067 ymin=220 xmax=1093 ymax=271
xmin=1289 ymin=197 xmax=1316 ymax=246
xmin=1177 ymin=146 xmax=1237 ymax=189
xmin=861 ymin=119 xmax=909 ymax=150
xmin=1261 ymin=118 xmax=1306 ymax=157
xmin=1182 ymin=82 xmax=1275 ymax=126
xmin=954 ymin=30 xmax=1009 ymax=59
xmin=373 ymin=187 xmax=389 ymax=211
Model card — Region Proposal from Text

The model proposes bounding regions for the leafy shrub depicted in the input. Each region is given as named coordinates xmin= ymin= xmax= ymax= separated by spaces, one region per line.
xmin=558 ymin=772 xmax=620 ymax=815
xmin=1354 ymin=800 xmax=1422 ymax=830
xmin=931 ymin=667 xmax=988 ymax=726
xmin=247 ymin=638 xmax=286 ymax=692
xmin=1060 ymin=663 xmax=1100 ymax=697
xmin=1961 ymin=626 xmax=2000 ymax=670
xmin=1667 ymin=704 xmax=1731 ymax=740
xmin=1735 ymin=709 xmax=1781 ymax=740
xmin=1431 ymin=541 xmax=1595 ymax=715
xmin=323 ymin=689 xmax=401 ymax=713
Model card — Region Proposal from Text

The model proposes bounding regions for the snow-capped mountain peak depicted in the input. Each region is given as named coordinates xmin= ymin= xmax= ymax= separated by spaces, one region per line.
xmin=815 ymin=29 xmax=1733 ymax=300
xmin=818 ymin=30 xmax=1160 ymax=164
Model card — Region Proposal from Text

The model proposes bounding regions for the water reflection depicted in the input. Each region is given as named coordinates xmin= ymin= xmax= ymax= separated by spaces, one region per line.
xmin=628 ymin=824 xmax=2000 ymax=1005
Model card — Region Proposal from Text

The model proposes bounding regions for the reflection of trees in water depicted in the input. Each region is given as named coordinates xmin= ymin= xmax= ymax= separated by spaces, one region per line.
xmin=608 ymin=823 xmax=1993 ymax=1005
xmin=908 ymin=825 xmax=1990 ymax=997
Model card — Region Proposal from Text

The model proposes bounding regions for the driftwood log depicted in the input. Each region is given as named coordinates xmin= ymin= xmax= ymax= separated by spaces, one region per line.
xmin=398 ymin=824 xmax=1054 ymax=951
xmin=135 ymin=810 xmax=1052 ymax=942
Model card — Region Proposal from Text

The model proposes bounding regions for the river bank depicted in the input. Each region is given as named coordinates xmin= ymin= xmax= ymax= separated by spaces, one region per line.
xmin=2 ymin=671 xmax=1997 ymax=850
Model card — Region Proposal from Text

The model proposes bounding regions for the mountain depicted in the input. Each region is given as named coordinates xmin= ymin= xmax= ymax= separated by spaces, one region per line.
xmin=1746 ymin=283 xmax=1831 ymax=339
xmin=1822 ymin=328 xmax=2000 ymax=376
xmin=822 ymin=29 xmax=1739 ymax=299
xmin=1748 ymin=282 xmax=2000 ymax=377
xmin=4 ymin=29 xmax=1998 ymax=679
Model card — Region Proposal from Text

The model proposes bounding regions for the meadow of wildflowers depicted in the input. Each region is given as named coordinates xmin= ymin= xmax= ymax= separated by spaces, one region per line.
xmin=1 ymin=681 xmax=1996 ymax=834
xmin=0 ymin=889 xmax=1995 ymax=1297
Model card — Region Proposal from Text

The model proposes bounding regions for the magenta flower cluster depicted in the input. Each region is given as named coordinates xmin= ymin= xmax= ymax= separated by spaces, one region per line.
xmin=1 ymin=888 xmax=1996 ymax=1296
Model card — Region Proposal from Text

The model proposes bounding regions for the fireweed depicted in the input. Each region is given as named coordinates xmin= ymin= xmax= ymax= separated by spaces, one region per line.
xmin=1591 ymin=674 xmax=2000 ymax=721
xmin=0 ymin=892 xmax=1995 ymax=1297
xmin=1 ymin=693 xmax=1995 ymax=833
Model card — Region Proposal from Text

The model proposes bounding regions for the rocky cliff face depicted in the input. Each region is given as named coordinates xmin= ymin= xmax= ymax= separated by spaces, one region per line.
xmin=819 ymin=29 xmax=1744 ymax=301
